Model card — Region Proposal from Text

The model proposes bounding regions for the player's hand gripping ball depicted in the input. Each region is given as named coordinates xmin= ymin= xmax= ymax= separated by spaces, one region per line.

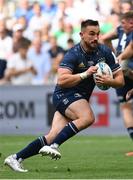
xmin=93 ymin=62 xmax=113 ymax=90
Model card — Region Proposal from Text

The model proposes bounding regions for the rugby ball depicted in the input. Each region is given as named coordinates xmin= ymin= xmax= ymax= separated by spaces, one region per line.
xmin=93 ymin=62 xmax=113 ymax=90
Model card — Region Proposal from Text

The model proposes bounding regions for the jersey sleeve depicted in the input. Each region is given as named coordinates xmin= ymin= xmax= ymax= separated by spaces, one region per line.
xmin=59 ymin=50 xmax=77 ymax=72
xmin=116 ymin=26 xmax=121 ymax=36
xmin=103 ymin=46 xmax=121 ymax=73
xmin=131 ymin=32 xmax=133 ymax=41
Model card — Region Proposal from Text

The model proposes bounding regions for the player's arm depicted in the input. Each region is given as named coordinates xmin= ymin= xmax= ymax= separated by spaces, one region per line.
xmin=100 ymin=30 xmax=118 ymax=52
xmin=57 ymin=66 xmax=97 ymax=88
xmin=110 ymin=69 xmax=125 ymax=88
xmin=95 ymin=68 xmax=124 ymax=88
xmin=117 ymin=41 xmax=133 ymax=61
xmin=101 ymin=29 xmax=118 ymax=42
xmin=95 ymin=47 xmax=125 ymax=89
xmin=106 ymin=48 xmax=125 ymax=88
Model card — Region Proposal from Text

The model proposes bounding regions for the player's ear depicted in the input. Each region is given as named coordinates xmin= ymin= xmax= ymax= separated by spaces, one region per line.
xmin=79 ymin=32 xmax=83 ymax=38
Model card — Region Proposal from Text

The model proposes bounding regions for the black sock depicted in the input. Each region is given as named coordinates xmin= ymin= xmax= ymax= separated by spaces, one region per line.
xmin=51 ymin=122 xmax=79 ymax=146
xmin=127 ymin=127 xmax=133 ymax=140
xmin=16 ymin=136 xmax=47 ymax=160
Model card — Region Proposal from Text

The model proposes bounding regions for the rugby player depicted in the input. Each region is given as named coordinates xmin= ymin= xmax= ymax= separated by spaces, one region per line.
xmin=4 ymin=19 xmax=124 ymax=172
xmin=101 ymin=11 xmax=133 ymax=156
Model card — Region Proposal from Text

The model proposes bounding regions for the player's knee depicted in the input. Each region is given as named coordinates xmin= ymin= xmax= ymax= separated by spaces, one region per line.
xmin=85 ymin=116 xmax=95 ymax=127
xmin=79 ymin=115 xmax=95 ymax=129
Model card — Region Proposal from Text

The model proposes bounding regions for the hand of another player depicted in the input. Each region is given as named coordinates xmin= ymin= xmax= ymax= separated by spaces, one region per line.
xmin=116 ymin=55 xmax=122 ymax=64
xmin=117 ymin=55 xmax=127 ymax=64
xmin=126 ymin=89 xmax=133 ymax=100
xmin=86 ymin=66 xmax=98 ymax=76
xmin=94 ymin=74 xmax=112 ymax=86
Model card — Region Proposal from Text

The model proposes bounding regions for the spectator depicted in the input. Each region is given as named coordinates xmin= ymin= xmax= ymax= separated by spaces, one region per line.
xmin=100 ymin=14 xmax=120 ymax=34
xmin=17 ymin=16 xmax=28 ymax=31
xmin=57 ymin=22 xmax=79 ymax=50
xmin=54 ymin=0 xmax=67 ymax=20
xmin=73 ymin=0 xmax=101 ymax=23
xmin=28 ymin=37 xmax=51 ymax=85
xmin=52 ymin=17 xmax=65 ymax=39
xmin=110 ymin=0 xmax=121 ymax=15
xmin=0 ymin=18 xmax=12 ymax=79
xmin=66 ymin=38 xmax=75 ymax=51
xmin=12 ymin=23 xmax=28 ymax=53
xmin=41 ymin=23 xmax=51 ymax=51
xmin=14 ymin=0 xmax=33 ymax=23
xmin=65 ymin=0 xmax=78 ymax=25
xmin=121 ymin=0 xmax=133 ymax=13
xmin=52 ymin=0 xmax=67 ymax=31
xmin=33 ymin=29 xmax=42 ymax=39
xmin=4 ymin=38 xmax=36 ymax=85
xmin=48 ymin=35 xmax=65 ymax=83
xmin=26 ymin=2 xmax=48 ymax=40
xmin=0 ymin=0 xmax=11 ymax=19
xmin=41 ymin=0 xmax=57 ymax=23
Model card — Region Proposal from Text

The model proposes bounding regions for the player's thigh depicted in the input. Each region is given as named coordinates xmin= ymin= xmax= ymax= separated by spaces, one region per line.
xmin=65 ymin=99 xmax=94 ymax=121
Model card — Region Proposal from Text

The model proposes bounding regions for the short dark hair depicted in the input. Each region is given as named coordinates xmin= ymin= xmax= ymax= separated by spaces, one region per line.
xmin=121 ymin=10 xmax=133 ymax=20
xmin=81 ymin=19 xmax=99 ymax=30
xmin=17 ymin=38 xmax=31 ymax=50
xmin=67 ymin=38 xmax=74 ymax=44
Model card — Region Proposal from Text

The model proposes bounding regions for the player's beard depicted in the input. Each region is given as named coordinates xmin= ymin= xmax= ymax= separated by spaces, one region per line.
xmin=85 ymin=40 xmax=98 ymax=51
xmin=90 ymin=40 xmax=98 ymax=49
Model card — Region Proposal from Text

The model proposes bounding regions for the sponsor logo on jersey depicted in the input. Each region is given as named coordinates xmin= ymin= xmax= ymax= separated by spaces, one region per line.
xmin=63 ymin=98 xmax=69 ymax=105
xmin=74 ymin=93 xmax=82 ymax=98
xmin=88 ymin=61 xmax=94 ymax=66
xmin=78 ymin=62 xmax=85 ymax=68
xmin=97 ymin=58 xmax=106 ymax=63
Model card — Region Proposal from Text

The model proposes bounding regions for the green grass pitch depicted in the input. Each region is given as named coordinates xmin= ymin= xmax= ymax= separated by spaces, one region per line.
xmin=0 ymin=135 xmax=133 ymax=179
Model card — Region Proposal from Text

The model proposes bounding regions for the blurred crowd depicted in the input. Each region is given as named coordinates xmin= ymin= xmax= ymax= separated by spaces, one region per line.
xmin=0 ymin=0 xmax=132 ymax=85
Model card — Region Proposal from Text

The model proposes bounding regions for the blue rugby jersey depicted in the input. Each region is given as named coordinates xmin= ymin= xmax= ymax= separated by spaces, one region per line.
xmin=128 ymin=31 xmax=133 ymax=69
xmin=116 ymin=26 xmax=133 ymax=70
xmin=116 ymin=26 xmax=133 ymax=56
xmin=54 ymin=43 xmax=120 ymax=100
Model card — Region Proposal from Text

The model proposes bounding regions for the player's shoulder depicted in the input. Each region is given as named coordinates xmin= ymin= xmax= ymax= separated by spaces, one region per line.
xmin=117 ymin=25 xmax=123 ymax=33
xmin=131 ymin=32 xmax=133 ymax=40
xmin=68 ymin=43 xmax=80 ymax=53
xmin=129 ymin=31 xmax=133 ymax=39
xmin=64 ymin=43 xmax=81 ymax=57
xmin=97 ymin=43 xmax=112 ymax=54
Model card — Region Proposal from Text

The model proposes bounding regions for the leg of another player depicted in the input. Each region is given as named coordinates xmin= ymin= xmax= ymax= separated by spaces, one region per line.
xmin=121 ymin=103 xmax=133 ymax=156
xmin=39 ymin=99 xmax=95 ymax=158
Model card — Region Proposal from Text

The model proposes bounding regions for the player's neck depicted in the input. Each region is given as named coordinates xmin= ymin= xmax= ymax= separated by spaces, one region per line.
xmin=80 ymin=41 xmax=93 ymax=54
